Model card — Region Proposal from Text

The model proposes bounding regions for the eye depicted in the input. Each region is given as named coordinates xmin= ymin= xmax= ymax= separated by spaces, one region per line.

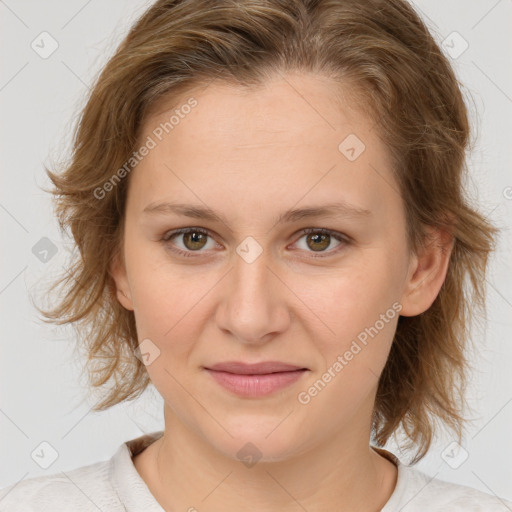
xmin=292 ymin=228 xmax=349 ymax=257
xmin=161 ymin=227 xmax=218 ymax=257
xmin=162 ymin=226 xmax=350 ymax=259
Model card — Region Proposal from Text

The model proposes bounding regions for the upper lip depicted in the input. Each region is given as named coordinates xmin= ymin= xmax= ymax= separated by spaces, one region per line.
xmin=205 ymin=361 xmax=308 ymax=375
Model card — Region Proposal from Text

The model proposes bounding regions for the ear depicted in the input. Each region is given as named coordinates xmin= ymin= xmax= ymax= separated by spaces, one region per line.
xmin=399 ymin=226 xmax=454 ymax=317
xmin=109 ymin=248 xmax=135 ymax=311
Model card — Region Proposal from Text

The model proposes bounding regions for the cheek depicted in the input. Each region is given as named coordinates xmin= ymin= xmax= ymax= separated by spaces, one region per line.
xmin=123 ymin=240 xmax=205 ymax=346
xmin=125 ymin=254 xmax=209 ymax=402
xmin=131 ymin=275 xmax=210 ymax=354
xmin=312 ymin=254 xmax=402 ymax=331
xmin=296 ymin=269 xmax=401 ymax=424
xmin=303 ymin=252 xmax=404 ymax=377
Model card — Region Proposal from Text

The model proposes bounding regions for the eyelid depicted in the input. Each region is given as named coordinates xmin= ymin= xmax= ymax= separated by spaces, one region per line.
xmin=162 ymin=226 xmax=210 ymax=241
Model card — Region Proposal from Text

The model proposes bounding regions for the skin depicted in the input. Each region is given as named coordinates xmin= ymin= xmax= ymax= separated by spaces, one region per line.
xmin=110 ymin=71 xmax=452 ymax=511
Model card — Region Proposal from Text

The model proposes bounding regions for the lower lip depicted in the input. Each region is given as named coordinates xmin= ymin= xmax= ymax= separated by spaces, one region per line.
xmin=204 ymin=369 xmax=308 ymax=397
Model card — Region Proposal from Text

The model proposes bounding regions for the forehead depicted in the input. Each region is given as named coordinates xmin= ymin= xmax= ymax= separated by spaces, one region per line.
xmin=129 ymin=72 xmax=399 ymax=221
xmin=145 ymin=73 xmax=370 ymax=150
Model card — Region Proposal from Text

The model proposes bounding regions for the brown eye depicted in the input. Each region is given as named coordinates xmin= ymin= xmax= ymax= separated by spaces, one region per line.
xmin=305 ymin=232 xmax=331 ymax=252
xmin=294 ymin=228 xmax=349 ymax=258
xmin=162 ymin=227 xmax=215 ymax=257
xmin=181 ymin=231 xmax=208 ymax=250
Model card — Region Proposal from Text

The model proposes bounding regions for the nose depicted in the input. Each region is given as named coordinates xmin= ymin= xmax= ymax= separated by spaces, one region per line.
xmin=215 ymin=247 xmax=291 ymax=345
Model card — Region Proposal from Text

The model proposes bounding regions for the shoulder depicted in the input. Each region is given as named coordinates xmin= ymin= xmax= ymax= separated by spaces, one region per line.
xmin=396 ymin=464 xmax=512 ymax=511
xmin=0 ymin=458 xmax=122 ymax=512
xmin=0 ymin=432 xmax=164 ymax=512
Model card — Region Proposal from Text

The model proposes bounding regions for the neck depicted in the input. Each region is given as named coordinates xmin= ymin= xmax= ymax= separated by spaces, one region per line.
xmin=134 ymin=406 xmax=398 ymax=512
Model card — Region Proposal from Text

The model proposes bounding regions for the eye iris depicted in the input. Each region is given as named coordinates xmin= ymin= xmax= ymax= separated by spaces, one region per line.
xmin=307 ymin=232 xmax=330 ymax=251
xmin=183 ymin=231 xmax=207 ymax=250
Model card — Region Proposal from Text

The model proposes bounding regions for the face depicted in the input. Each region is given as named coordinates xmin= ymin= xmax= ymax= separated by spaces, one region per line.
xmin=111 ymin=71 xmax=445 ymax=462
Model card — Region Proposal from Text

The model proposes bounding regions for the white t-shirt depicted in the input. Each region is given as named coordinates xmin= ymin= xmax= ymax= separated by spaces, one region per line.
xmin=0 ymin=430 xmax=510 ymax=511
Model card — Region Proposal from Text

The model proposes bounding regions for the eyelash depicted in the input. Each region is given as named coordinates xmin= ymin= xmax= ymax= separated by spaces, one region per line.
xmin=161 ymin=227 xmax=350 ymax=259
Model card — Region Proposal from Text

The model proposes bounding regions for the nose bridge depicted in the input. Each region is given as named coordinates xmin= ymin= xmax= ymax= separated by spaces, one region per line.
xmin=232 ymin=242 xmax=270 ymax=301
xmin=216 ymin=241 xmax=289 ymax=343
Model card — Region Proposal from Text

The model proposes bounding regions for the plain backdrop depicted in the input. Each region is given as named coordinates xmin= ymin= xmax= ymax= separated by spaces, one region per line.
xmin=1 ymin=0 xmax=511 ymax=501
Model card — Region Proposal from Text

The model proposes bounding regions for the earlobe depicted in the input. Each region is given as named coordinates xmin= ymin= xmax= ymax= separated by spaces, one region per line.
xmin=109 ymin=250 xmax=135 ymax=311
xmin=399 ymin=227 xmax=453 ymax=317
xmin=116 ymin=288 xmax=134 ymax=311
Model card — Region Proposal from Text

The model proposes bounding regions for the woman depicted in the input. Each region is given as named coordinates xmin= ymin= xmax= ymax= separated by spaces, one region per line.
xmin=1 ymin=0 xmax=510 ymax=510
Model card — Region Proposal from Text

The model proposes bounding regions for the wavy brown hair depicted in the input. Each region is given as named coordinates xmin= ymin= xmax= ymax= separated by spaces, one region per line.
xmin=39 ymin=0 xmax=496 ymax=463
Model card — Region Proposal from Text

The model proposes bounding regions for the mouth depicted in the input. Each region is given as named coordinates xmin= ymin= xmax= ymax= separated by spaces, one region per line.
xmin=204 ymin=361 xmax=309 ymax=374
xmin=203 ymin=361 xmax=309 ymax=397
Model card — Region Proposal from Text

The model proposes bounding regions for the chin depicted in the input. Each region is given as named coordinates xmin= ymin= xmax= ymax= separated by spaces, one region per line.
xmin=206 ymin=417 xmax=307 ymax=465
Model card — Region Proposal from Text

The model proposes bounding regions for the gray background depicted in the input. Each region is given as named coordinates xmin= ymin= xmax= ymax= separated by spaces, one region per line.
xmin=1 ymin=0 xmax=511 ymax=501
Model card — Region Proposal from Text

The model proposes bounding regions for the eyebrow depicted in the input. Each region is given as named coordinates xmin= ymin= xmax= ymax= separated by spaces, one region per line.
xmin=142 ymin=200 xmax=372 ymax=228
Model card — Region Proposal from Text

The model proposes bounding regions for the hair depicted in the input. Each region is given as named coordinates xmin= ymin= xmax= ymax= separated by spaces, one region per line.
xmin=39 ymin=0 xmax=497 ymax=463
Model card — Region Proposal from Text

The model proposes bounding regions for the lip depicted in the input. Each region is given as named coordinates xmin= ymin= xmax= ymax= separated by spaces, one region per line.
xmin=205 ymin=361 xmax=308 ymax=374
xmin=203 ymin=361 xmax=309 ymax=398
